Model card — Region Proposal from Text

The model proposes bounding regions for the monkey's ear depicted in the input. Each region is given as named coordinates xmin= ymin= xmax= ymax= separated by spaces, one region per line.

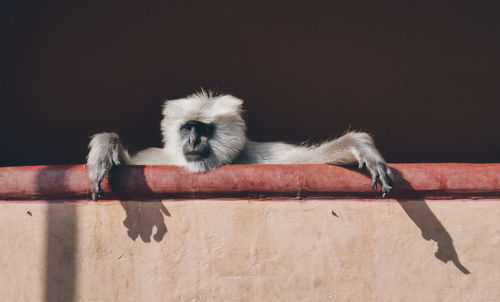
xmin=162 ymin=99 xmax=177 ymax=118
xmin=212 ymin=95 xmax=244 ymax=115
xmin=162 ymin=98 xmax=196 ymax=120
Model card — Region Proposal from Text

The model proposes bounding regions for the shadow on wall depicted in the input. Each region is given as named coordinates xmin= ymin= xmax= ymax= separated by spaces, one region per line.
xmin=35 ymin=164 xmax=468 ymax=302
xmin=37 ymin=167 xmax=77 ymax=302
xmin=391 ymin=168 xmax=471 ymax=275
xmin=108 ymin=165 xmax=471 ymax=273
xmin=36 ymin=166 xmax=170 ymax=301
xmin=108 ymin=166 xmax=170 ymax=242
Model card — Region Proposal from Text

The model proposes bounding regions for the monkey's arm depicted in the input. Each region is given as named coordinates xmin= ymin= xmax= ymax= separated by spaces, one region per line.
xmin=87 ymin=132 xmax=132 ymax=201
xmin=238 ymin=132 xmax=393 ymax=196
xmin=87 ymin=133 xmax=172 ymax=201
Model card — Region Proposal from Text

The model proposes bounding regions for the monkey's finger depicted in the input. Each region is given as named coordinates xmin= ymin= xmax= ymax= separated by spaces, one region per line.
xmin=384 ymin=164 xmax=393 ymax=178
xmin=358 ymin=158 xmax=365 ymax=170
xmin=377 ymin=165 xmax=392 ymax=186
xmin=378 ymin=163 xmax=393 ymax=185
xmin=377 ymin=166 xmax=393 ymax=197
xmin=379 ymin=174 xmax=392 ymax=191
xmin=371 ymin=170 xmax=379 ymax=190
xmin=91 ymin=182 xmax=103 ymax=201
xmin=385 ymin=167 xmax=394 ymax=187
xmin=381 ymin=184 xmax=393 ymax=198
xmin=91 ymin=183 xmax=99 ymax=196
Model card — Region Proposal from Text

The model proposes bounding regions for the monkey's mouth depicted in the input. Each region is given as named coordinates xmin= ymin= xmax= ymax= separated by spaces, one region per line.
xmin=183 ymin=149 xmax=211 ymax=161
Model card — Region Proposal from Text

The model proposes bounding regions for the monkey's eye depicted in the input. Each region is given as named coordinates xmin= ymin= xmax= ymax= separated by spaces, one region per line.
xmin=180 ymin=120 xmax=215 ymax=137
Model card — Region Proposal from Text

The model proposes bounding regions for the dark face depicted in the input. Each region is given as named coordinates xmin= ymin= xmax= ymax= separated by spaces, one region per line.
xmin=180 ymin=120 xmax=215 ymax=162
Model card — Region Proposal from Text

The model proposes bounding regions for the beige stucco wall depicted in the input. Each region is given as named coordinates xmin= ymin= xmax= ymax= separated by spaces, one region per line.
xmin=0 ymin=199 xmax=499 ymax=301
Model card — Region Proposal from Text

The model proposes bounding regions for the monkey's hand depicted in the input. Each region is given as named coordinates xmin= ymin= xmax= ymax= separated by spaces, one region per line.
xmin=87 ymin=132 xmax=127 ymax=201
xmin=356 ymin=150 xmax=393 ymax=197
xmin=327 ymin=131 xmax=393 ymax=197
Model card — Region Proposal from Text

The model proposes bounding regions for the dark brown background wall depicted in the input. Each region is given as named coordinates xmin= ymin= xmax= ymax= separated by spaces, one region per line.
xmin=1 ymin=1 xmax=499 ymax=166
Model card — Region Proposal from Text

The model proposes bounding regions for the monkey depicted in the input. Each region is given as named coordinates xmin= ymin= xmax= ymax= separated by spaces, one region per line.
xmin=87 ymin=91 xmax=393 ymax=201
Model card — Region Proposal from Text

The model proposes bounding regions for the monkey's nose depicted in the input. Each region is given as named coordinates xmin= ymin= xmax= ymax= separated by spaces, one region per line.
xmin=188 ymin=128 xmax=201 ymax=147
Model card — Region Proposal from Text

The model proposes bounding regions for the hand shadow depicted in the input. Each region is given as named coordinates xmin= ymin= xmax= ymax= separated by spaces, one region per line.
xmin=345 ymin=165 xmax=471 ymax=274
xmin=390 ymin=168 xmax=471 ymax=274
xmin=108 ymin=166 xmax=170 ymax=243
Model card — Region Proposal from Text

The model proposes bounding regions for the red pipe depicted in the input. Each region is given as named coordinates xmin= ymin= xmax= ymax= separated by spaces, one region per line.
xmin=0 ymin=164 xmax=499 ymax=201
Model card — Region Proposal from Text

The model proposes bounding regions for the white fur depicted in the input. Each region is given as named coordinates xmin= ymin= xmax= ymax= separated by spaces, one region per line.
xmin=129 ymin=91 xmax=247 ymax=172
xmin=87 ymin=91 xmax=392 ymax=200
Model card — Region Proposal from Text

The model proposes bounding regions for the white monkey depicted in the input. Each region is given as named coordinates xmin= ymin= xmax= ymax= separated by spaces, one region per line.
xmin=87 ymin=91 xmax=393 ymax=200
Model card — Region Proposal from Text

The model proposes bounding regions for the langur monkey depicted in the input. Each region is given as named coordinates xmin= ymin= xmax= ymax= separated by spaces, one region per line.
xmin=87 ymin=91 xmax=393 ymax=200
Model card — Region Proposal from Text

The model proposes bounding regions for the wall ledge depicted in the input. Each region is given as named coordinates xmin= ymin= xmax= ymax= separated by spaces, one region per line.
xmin=0 ymin=164 xmax=499 ymax=201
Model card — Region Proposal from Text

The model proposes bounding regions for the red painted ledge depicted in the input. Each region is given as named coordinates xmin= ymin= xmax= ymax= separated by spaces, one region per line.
xmin=0 ymin=164 xmax=499 ymax=201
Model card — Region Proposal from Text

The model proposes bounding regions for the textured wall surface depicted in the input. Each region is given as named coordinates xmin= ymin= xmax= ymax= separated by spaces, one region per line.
xmin=0 ymin=199 xmax=499 ymax=301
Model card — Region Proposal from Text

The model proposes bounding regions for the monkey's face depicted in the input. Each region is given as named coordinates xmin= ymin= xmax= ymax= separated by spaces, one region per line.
xmin=161 ymin=92 xmax=247 ymax=172
xmin=180 ymin=120 xmax=215 ymax=162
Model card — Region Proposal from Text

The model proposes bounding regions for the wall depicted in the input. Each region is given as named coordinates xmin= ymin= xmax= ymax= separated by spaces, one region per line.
xmin=0 ymin=164 xmax=499 ymax=301
xmin=0 ymin=199 xmax=499 ymax=301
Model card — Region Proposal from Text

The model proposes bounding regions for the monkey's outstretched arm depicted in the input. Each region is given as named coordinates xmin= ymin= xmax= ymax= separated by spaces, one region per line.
xmin=87 ymin=132 xmax=131 ymax=201
xmin=241 ymin=132 xmax=393 ymax=196
xmin=315 ymin=132 xmax=393 ymax=196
